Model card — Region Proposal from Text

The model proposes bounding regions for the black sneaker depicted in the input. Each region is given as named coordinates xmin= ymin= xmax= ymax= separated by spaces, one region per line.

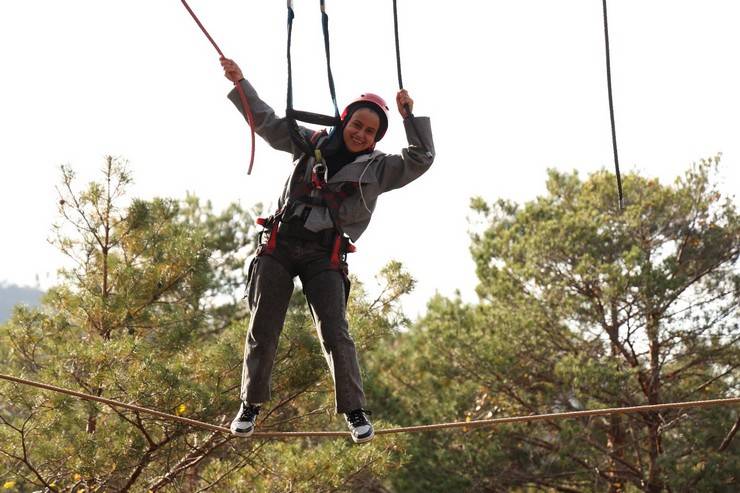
xmin=230 ymin=401 xmax=260 ymax=437
xmin=345 ymin=409 xmax=374 ymax=443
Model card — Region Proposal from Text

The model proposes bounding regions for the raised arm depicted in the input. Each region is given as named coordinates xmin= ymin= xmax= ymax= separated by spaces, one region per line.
xmin=221 ymin=57 xmax=308 ymax=157
xmin=374 ymin=89 xmax=435 ymax=193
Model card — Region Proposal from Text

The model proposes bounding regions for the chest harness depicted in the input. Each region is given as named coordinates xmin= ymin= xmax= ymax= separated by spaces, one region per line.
xmin=254 ymin=0 xmax=361 ymax=268
xmin=256 ymin=130 xmax=358 ymax=269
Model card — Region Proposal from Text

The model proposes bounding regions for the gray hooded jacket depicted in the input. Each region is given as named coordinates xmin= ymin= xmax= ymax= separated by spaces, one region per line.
xmin=228 ymin=79 xmax=435 ymax=242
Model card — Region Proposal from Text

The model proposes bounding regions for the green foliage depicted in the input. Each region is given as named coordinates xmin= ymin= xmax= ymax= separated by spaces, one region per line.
xmin=3 ymin=155 xmax=737 ymax=492
xmin=0 ymin=157 xmax=411 ymax=492
xmin=366 ymin=157 xmax=739 ymax=492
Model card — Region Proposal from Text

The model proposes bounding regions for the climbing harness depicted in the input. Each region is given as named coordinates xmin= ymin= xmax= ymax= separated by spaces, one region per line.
xmin=259 ymin=1 xmax=432 ymax=270
xmin=180 ymin=0 xmax=257 ymax=174
xmin=256 ymin=130 xmax=357 ymax=269
xmin=285 ymin=0 xmax=342 ymax=155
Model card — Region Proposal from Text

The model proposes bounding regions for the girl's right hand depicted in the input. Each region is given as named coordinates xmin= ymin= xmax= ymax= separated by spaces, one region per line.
xmin=220 ymin=57 xmax=244 ymax=83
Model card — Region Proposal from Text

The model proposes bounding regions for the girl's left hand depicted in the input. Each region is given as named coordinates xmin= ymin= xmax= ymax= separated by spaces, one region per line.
xmin=396 ymin=89 xmax=414 ymax=118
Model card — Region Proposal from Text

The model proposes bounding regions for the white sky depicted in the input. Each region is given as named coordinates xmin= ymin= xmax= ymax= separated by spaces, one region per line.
xmin=1 ymin=1 xmax=738 ymax=318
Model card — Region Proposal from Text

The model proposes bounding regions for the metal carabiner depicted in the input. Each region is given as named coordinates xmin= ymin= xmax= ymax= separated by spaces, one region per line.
xmin=312 ymin=161 xmax=328 ymax=190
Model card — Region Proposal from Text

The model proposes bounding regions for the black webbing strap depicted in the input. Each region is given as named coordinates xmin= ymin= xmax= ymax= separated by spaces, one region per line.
xmin=320 ymin=0 xmax=340 ymax=121
xmin=286 ymin=0 xmax=341 ymax=154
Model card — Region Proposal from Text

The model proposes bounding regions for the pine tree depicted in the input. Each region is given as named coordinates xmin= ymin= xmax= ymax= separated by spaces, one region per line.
xmin=0 ymin=157 xmax=408 ymax=492
xmin=368 ymin=157 xmax=739 ymax=492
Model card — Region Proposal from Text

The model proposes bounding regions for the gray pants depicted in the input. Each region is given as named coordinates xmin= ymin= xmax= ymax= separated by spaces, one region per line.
xmin=240 ymin=235 xmax=365 ymax=413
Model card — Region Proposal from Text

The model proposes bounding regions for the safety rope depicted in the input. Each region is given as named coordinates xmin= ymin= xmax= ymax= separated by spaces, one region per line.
xmin=601 ymin=0 xmax=624 ymax=211
xmin=2 ymin=373 xmax=738 ymax=439
xmin=391 ymin=0 xmax=430 ymax=156
xmin=180 ymin=0 xmax=257 ymax=175
xmin=392 ymin=0 xmax=404 ymax=91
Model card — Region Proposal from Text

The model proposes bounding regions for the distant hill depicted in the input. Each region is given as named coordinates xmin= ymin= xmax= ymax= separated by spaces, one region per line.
xmin=0 ymin=282 xmax=44 ymax=323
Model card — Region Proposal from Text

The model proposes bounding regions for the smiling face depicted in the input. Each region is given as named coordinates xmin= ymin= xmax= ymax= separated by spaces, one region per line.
xmin=342 ymin=108 xmax=381 ymax=153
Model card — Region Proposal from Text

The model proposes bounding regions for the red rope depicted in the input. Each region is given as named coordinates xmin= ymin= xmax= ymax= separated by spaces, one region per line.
xmin=180 ymin=0 xmax=256 ymax=174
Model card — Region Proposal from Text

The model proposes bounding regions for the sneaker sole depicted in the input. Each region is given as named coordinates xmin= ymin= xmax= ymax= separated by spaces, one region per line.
xmin=352 ymin=431 xmax=375 ymax=444
xmin=230 ymin=426 xmax=255 ymax=437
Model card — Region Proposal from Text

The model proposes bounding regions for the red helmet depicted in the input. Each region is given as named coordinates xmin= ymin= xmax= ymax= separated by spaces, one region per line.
xmin=340 ymin=93 xmax=390 ymax=141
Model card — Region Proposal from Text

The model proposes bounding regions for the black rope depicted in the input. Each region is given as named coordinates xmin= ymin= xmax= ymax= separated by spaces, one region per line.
xmin=391 ymin=0 xmax=429 ymax=155
xmin=601 ymin=0 xmax=624 ymax=211
xmin=286 ymin=4 xmax=296 ymax=114
xmin=393 ymin=0 xmax=404 ymax=90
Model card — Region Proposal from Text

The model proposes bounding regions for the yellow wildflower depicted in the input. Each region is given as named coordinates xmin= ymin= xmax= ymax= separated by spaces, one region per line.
xmin=2 ymin=481 xmax=17 ymax=490
xmin=176 ymin=404 xmax=187 ymax=416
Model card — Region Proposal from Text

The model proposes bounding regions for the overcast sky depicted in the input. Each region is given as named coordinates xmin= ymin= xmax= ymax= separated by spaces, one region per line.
xmin=1 ymin=1 xmax=738 ymax=318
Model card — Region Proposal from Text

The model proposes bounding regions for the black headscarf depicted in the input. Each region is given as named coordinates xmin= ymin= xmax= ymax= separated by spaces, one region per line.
xmin=322 ymin=130 xmax=369 ymax=178
xmin=321 ymin=103 xmax=384 ymax=178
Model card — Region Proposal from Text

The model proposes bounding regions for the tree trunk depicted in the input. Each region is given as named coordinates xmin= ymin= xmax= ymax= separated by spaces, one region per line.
xmin=606 ymin=306 xmax=628 ymax=492
xmin=606 ymin=414 xmax=627 ymax=492
xmin=86 ymin=387 xmax=103 ymax=434
xmin=645 ymin=313 xmax=664 ymax=493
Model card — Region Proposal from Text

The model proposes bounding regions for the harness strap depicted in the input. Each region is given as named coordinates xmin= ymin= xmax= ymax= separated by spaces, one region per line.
xmin=257 ymin=128 xmax=357 ymax=262
xmin=286 ymin=0 xmax=341 ymax=154
xmin=256 ymin=212 xmax=355 ymax=267
xmin=257 ymin=182 xmax=357 ymax=263
xmin=330 ymin=234 xmax=343 ymax=267
xmin=286 ymin=109 xmax=341 ymax=128
xmin=311 ymin=175 xmax=355 ymax=266
xmin=330 ymin=234 xmax=357 ymax=268
xmin=256 ymin=217 xmax=280 ymax=255
xmin=320 ymin=0 xmax=340 ymax=120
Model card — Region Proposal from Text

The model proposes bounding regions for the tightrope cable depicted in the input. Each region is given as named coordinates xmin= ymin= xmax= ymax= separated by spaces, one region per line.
xmin=2 ymin=373 xmax=738 ymax=440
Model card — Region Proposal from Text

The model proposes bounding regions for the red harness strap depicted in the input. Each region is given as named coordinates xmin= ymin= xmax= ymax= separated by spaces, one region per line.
xmin=180 ymin=0 xmax=257 ymax=174
xmin=257 ymin=214 xmax=354 ymax=268
xmin=330 ymin=235 xmax=342 ymax=268
xmin=256 ymin=217 xmax=280 ymax=255
xmin=256 ymin=131 xmax=358 ymax=265
xmin=330 ymin=235 xmax=357 ymax=268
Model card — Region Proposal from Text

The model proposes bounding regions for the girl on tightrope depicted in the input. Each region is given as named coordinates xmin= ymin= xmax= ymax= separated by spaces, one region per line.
xmin=221 ymin=57 xmax=434 ymax=443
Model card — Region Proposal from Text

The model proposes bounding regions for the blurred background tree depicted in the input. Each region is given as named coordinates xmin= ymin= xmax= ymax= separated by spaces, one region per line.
xmin=0 ymin=157 xmax=409 ymax=492
xmin=365 ymin=156 xmax=739 ymax=492
xmin=2 ymin=156 xmax=737 ymax=492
